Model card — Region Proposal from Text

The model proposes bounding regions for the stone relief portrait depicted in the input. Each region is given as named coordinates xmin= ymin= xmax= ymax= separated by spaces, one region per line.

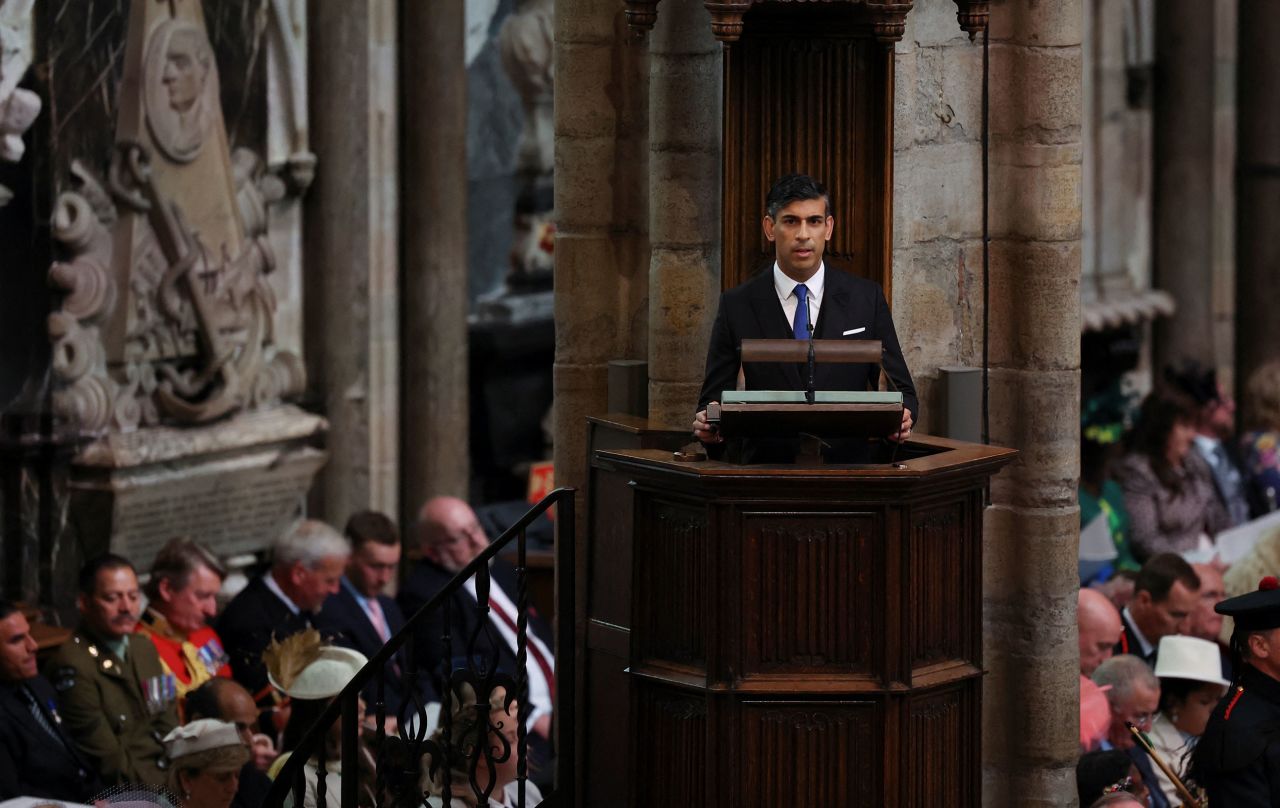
xmin=144 ymin=19 xmax=218 ymax=163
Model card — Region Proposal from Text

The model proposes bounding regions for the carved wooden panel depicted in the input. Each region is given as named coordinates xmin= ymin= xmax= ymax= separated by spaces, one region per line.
xmin=588 ymin=469 xmax=635 ymax=628
xmin=742 ymin=512 xmax=879 ymax=673
xmin=904 ymin=685 xmax=978 ymax=805
xmin=634 ymin=498 xmax=709 ymax=667
xmin=741 ymin=700 xmax=879 ymax=806
xmin=634 ymin=687 xmax=707 ymax=806
xmin=908 ymin=498 xmax=976 ymax=669
xmin=722 ymin=3 xmax=892 ymax=293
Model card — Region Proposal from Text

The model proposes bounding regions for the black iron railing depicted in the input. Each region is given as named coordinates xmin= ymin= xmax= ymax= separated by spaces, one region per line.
xmin=263 ymin=487 xmax=576 ymax=808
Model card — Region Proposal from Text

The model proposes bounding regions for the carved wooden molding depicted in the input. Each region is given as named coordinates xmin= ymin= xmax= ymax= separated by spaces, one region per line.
xmin=624 ymin=0 xmax=921 ymax=44
xmin=952 ymin=0 xmax=989 ymax=39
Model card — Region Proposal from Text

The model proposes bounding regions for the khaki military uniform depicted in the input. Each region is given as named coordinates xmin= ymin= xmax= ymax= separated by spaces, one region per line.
xmin=44 ymin=628 xmax=179 ymax=789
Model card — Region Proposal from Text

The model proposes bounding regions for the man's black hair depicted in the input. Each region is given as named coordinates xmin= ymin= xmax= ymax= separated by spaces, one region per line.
xmin=765 ymin=173 xmax=832 ymax=219
xmin=0 ymin=600 xmax=18 ymax=621
xmin=185 ymin=678 xmax=234 ymax=721
xmin=1134 ymin=552 xmax=1200 ymax=601
xmin=77 ymin=553 xmax=137 ymax=596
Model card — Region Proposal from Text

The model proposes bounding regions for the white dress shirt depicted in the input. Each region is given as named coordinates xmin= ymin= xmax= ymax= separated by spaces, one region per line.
xmin=773 ymin=261 xmax=825 ymax=333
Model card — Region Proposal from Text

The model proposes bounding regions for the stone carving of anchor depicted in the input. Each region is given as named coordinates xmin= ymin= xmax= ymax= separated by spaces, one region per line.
xmin=111 ymin=141 xmax=262 ymax=423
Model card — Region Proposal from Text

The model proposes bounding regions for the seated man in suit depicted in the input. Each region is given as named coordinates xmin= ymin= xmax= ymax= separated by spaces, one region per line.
xmin=317 ymin=510 xmax=431 ymax=731
xmin=216 ymin=520 xmax=349 ymax=726
xmin=1114 ymin=553 xmax=1201 ymax=666
xmin=693 ymin=173 xmax=917 ymax=455
xmin=138 ymin=538 xmax=232 ymax=708
xmin=0 ymin=599 xmax=101 ymax=801
xmin=45 ymin=554 xmax=179 ymax=788
xmin=398 ymin=496 xmax=555 ymax=790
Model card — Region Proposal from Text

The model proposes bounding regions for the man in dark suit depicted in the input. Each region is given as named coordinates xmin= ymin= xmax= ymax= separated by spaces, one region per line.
xmin=694 ymin=173 xmax=917 ymax=453
xmin=398 ymin=496 xmax=556 ymax=790
xmin=317 ymin=510 xmax=430 ymax=730
xmin=0 ymin=600 xmax=101 ymax=801
xmin=216 ymin=519 xmax=349 ymax=726
xmin=1113 ymin=553 xmax=1201 ymax=666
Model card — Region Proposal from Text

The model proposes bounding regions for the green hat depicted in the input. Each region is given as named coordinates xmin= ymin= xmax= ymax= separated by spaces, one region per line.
xmin=1217 ymin=576 xmax=1280 ymax=632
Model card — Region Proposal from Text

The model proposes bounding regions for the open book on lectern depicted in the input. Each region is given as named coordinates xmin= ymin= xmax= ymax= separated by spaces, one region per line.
xmin=705 ymin=338 xmax=904 ymax=439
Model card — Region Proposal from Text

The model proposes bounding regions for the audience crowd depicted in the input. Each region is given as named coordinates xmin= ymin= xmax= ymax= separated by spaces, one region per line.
xmin=0 ymin=496 xmax=550 ymax=808
xmin=1075 ymin=360 xmax=1280 ymax=806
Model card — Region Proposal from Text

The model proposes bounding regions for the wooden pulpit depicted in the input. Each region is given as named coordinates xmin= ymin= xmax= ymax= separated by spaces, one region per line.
xmin=575 ymin=417 xmax=1015 ymax=806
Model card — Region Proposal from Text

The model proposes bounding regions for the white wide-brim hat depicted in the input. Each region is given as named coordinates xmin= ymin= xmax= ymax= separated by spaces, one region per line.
xmin=269 ymin=646 xmax=368 ymax=700
xmin=1154 ymin=635 xmax=1230 ymax=687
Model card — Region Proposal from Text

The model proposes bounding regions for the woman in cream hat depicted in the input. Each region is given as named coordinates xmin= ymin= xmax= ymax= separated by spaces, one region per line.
xmin=263 ymin=631 xmax=373 ymax=807
xmin=163 ymin=718 xmax=250 ymax=808
xmin=1148 ymin=634 xmax=1229 ymax=804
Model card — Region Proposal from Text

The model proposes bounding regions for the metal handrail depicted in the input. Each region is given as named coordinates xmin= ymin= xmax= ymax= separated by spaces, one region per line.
xmin=263 ymin=487 xmax=576 ymax=808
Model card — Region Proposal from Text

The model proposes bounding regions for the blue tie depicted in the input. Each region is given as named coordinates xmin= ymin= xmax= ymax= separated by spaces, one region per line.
xmin=792 ymin=284 xmax=810 ymax=340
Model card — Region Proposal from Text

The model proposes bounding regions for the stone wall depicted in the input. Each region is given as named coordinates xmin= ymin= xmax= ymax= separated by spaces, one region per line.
xmin=892 ymin=0 xmax=987 ymax=434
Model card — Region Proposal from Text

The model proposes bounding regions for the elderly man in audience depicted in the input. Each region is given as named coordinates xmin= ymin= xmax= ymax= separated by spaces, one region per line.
xmin=217 ymin=520 xmax=349 ymax=723
xmin=139 ymin=538 xmax=232 ymax=707
xmin=1094 ymin=654 xmax=1170 ymax=808
xmin=185 ymin=678 xmax=274 ymax=808
xmin=318 ymin=510 xmax=430 ymax=730
xmin=1081 ymin=588 xmax=1124 ymax=677
xmin=45 ymin=554 xmax=179 ymax=788
xmin=1114 ymin=553 xmax=1201 ymax=666
xmin=399 ymin=496 xmax=556 ymax=792
xmin=1188 ymin=561 xmax=1233 ymax=679
xmin=0 ymin=599 xmax=101 ymax=801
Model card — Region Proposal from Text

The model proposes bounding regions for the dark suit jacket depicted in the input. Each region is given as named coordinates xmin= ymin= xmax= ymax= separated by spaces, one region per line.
xmin=215 ymin=575 xmax=315 ymax=704
xmin=397 ymin=559 xmax=554 ymax=689
xmin=316 ymin=582 xmax=435 ymax=714
xmin=697 ymin=267 xmax=918 ymax=419
xmin=0 ymin=676 xmax=102 ymax=801
xmin=1114 ymin=611 xmax=1156 ymax=665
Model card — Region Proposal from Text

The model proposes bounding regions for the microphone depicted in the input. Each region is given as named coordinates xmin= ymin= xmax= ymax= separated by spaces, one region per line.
xmin=805 ymin=292 xmax=816 ymax=404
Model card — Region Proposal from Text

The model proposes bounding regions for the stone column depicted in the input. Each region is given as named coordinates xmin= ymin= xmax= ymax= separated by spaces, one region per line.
xmin=646 ymin=0 xmax=722 ymax=428
xmin=400 ymin=0 xmax=469 ymax=525
xmin=552 ymin=5 xmax=650 ymax=493
xmin=304 ymin=0 xmax=399 ymax=524
xmin=1236 ymin=0 xmax=1280 ymax=411
xmin=1151 ymin=0 xmax=1217 ymax=371
xmin=983 ymin=2 xmax=1083 ymax=804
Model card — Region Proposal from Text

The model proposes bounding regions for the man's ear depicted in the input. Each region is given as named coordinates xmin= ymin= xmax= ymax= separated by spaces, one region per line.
xmin=1249 ymin=631 xmax=1271 ymax=660
xmin=156 ymin=577 xmax=175 ymax=604
xmin=75 ymin=592 xmax=87 ymax=615
xmin=1134 ymin=590 xmax=1153 ymax=610
xmin=289 ymin=561 xmax=308 ymax=587
xmin=762 ymin=215 xmax=776 ymax=242
xmin=824 ymin=215 xmax=834 ymax=241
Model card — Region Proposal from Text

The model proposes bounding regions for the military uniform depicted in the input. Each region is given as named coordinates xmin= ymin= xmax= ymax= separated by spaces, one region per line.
xmin=1190 ymin=576 xmax=1280 ymax=806
xmin=44 ymin=627 xmax=179 ymax=789
xmin=138 ymin=608 xmax=231 ymax=702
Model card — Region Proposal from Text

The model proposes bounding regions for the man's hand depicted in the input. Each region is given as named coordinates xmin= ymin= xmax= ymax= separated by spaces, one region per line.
xmin=888 ymin=408 xmax=914 ymax=443
xmin=693 ymin=407 xmax=723 ymax=444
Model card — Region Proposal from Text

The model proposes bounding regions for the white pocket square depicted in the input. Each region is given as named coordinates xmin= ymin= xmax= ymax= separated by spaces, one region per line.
xmin=843 ymin=327 xmax=866 ymax=336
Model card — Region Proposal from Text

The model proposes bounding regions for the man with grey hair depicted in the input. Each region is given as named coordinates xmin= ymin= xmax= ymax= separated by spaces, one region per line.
xmin=1093 ymin=654 xmax=1170 ymax=808
xmin=216 ymin=520 xmax=349 ymax=718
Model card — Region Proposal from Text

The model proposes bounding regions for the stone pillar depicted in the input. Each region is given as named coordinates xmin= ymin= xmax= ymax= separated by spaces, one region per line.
xmin=1151 ymin=0 xmax=1217 ymax=371
xmin=305 ymin=0 xmax=399 ymax=524
xmin=400 ymin=0 xmax=469 ymax=525
xmin=984 ymin=1 xmax=1083 ymax=804
xmin=1236 ymin=0 xmax=1280 ymax=411
xmin=646 ymin=0 xmax=722 ymax=428
xmin=552 ymin=5 xmax=650 ymax=493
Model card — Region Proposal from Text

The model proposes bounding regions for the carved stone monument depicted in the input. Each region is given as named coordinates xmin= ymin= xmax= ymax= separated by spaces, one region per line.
xmin=47 ymin=0 xmax=323 ymax=573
